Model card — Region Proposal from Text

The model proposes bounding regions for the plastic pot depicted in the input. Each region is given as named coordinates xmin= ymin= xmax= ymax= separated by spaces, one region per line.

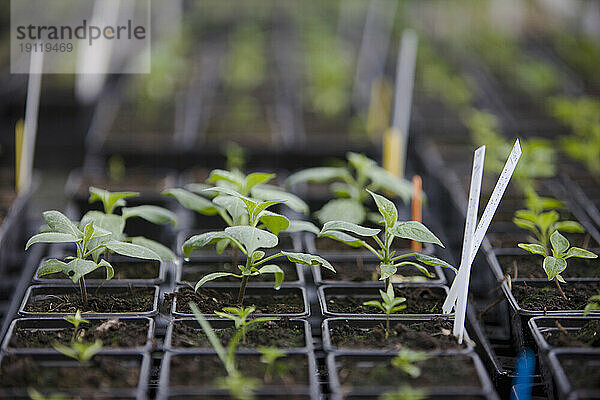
xmin=164 ymin=318 xmax=312 ymax=352
xmin=546 ymin=349 xmax=600 ymax=400
xmin=2 ymin=316 xmax=155 ymax=354
xmin=318 ymin=284 xmax=451 ymax=318
xmin=19 ymin=284 xmax=160 ymax=318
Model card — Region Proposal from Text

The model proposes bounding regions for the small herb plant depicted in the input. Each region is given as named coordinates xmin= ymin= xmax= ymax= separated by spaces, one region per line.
xmin=318 ymin=190 xmax=455 ymax=290
xmin=363 ymin=285 xmax=406 ymax=339
xmin=513 ymin=190 xmax=584 ymax=251
xmin=519 ymin=230 xmax=598 ymax=299
xmin=52 ymin=310 xmax=102 ymax=362
xmin=259 ymin=346 xmax=290 ymax=384
xmin=584 ymin=293 xmax=600 ymax=316
xmin=64 ymin=310 xmax=89 ymax=341
xmin=215 ymin=306 xmax=277 ymax=344
xmin=27 ymin=389 xmax=68 ymax=400
xmin=26 ymin=210 xmax=161 ymax=305
xmin=286 ymin=152 xmax=413 ymax=224
xmin=391 ymin=348 xmax=429 ymax=378
xmin=182 ymin=187 xmax=334 ymax=305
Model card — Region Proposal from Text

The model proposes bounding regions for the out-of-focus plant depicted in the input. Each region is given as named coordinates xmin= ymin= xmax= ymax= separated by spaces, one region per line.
xmin=552 ymin=33 xmax=600 ymax=88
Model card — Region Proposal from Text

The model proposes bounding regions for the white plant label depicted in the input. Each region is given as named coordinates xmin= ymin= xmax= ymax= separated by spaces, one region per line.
xmin=444 ymin=139 xmax=522 ymax=343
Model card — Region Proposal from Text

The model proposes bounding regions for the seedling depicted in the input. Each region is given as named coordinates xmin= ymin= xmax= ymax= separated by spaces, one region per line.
xmin=190 ymin=302 xmax=261 ymax=400
xmin=27 ymin=389 xmax=67 ymax=400
xmin=391 ymin=348 xmax=429 ymax=378
xmin=513 ymin=190 xmax=583 ymax=251
xmin=258 ymin=346 xmax=290 ymax=384
xmin=379 ymin=386 xmax=427 ymax=400
xmin=584 ymin=293 xmax=600 ymax=316
xmin=64 ymin=309 xmax=89 ymax=341
xmin=319 ymin=190 xmax=455 ymax=290
xmin=215 ymin=306 xmax=277 ymax=344
xmin=52 ymin=339 xmax=103 ymax=363
xmin=286 ymin=152 xmax=413 ymax=224
xmin=182 ymin=187 xmax=334 ymax=305
xmin=26 ymin=210 xmax=161 ymax=305
xmin=519 ymin=230 xmax=598 ymax=299
xmin=363 ymin=285 xmax=406 ymax=339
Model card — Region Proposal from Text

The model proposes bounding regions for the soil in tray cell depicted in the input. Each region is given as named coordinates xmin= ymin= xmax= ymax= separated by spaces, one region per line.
xmin=167 ymin=287 xmax=304 ymax=315
xmin=336 ymin=355 xmax=480 ymax=388
xmin=9 ymin=319 xmax=149 ymax=349
xmin=544 ymin=320 xmax=600 ymax=348
xmin=24 ymin=287 xmax=155 ymax=314
xmin=326 ymin=287 xmax=445 ymax=315
xmin=559 ymin=356 xmax=600 ymax=391
xmin=169 ymin=353 xmax=309 ymax=387
xmin=511 ymin=281 xmax=600 ymax=311
xmin=499 ymin=255 xmax=600 ymax=279
xmin=0 ymin=355 xmax=140 ymax=389
xmin=320 ymin=260 xmax=438 ymax=283
xmin=330 ymin=318 xmax=465 ymax=352
xmin=39 ymin=261 xmax=160 ymax=281
xmin=171 ymin=319 xmax=305 ymax=349
xmin=181 ymin=261 xmax=299 ymax=283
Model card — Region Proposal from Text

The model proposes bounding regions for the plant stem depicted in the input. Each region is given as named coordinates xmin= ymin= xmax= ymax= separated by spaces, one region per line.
xmin=554 ymin=278 xmax=567 ymax=300
xmin=79 ymin=276 xmax=88 ymax=306
xmin=385 ymin=314 xmax=390 ymax=340
xmin=238 ymin=275 xmax=249 ymax=305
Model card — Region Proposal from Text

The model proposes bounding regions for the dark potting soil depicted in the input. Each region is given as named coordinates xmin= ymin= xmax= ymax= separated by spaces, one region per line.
xmin=40 ymin=261 xmax=160 ymax=280
xmin=499 ymin=255 xmax=600 ymax=279
xmin=0 ymin=355 xmax=140 ymax=389
xmin=169 ymin=353 xmax=309 ymax=387
xmin=559 ymin=357 xmax=600 ymax=390
xmin=325 ymin=287 xmax=445 ymax=315
xmin=336 ymin=355 xmax=480 ymax=388
xmin=171 ymin=318 xmax=305 ymax=348
xmin=167 ymin=287 xmax=304 ymax=314
xmin=330 ymin=318 xmax=464 ymax=351
xmin=9 ymin=319 xmax=149 ymax=349
xmin=320 ymin=260 xmax=437 ymax=283
xmin=511 ymin=282 xmax=600 ymax=311
xmin=24 ymin=287 xmax=155 ymax=314
xmin=544 ymin=320 xmax=600 ymax=348
xmin=181 ymin=261 xmax=299 ymax=283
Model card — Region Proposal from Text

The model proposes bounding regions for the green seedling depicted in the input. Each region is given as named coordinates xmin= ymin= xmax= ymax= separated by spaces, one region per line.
xmin=379 ymin=386 xmax=427 ymax=400
xmin=64 ymin=309 xmax=89 ymax=341
xmin=190 ymin=302 xmax=261 ymax=400
xmin=391 ymin=348 xmax=429 ymax=378
xmin=27 ymin=388 xmax=68 ymax=400
xmin=319 ymin=190 xmax=455 ymax=290
xmin=363 ymin=285 xmax=407 ymax=339
xmin=182 ymin=186 xmax=334 ymax=305
xmin=215 ymin=306 xmax=277 ymax=344
xmin=584 ymin=293 xmax=600 ymax=316
xmin=26 ymin=210 xmax=161 ymax=305
xmin=513 ymin=190 xmax=584 ymax=251
xmin=286 ymin=152 xmax=413 ymax=224
xmin=52 ymin=339 xmax=103 ymax=363
xmin=258 ymin=346 xmax=290 ymax=384
xmin=519 ymin=230 xmax=598 ymax=299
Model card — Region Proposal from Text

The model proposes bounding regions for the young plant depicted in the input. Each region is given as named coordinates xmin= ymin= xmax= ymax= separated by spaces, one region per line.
xmin=64 ymin=309 xmax=89 ymax=341
xmin=379 ymin=386 xmax=427 ymax=400
xmin=318 ymin=190 xmax=456 ymax=290
xmin=190 ymin=302 xmax=261 ymax=400
xmin=52 ymin=339 xmax=103 ymax=363
xmin=26 ymin=210 xmax=161 ymax=305
xmin=519 ymin=230 xmax=598 ymax=299
xmin=363 ymin=285 xmax=406 ymax=339
xmin=27 ymin=389 xmax=68 ymax=400
xmin=391 ymin=348 xmax=429 ymax=378
xmin=215 ymin=306 xmax=277 ymax=344
xmin=258 ymin=346 xmax=290 ymax=384
xmin=286 ymin=152 xmax=413 ymax=224
xmin=513 ymin=190 xmax=584 ymax=251
xmin=584 ymin=293 xmax=600 ymax=316
xmin=182 ymin=187 xmax=334 ymax=305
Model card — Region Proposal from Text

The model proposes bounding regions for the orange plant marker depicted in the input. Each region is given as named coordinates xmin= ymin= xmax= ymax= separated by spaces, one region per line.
xmin=411 ymin=175 xmax=422 ymax=251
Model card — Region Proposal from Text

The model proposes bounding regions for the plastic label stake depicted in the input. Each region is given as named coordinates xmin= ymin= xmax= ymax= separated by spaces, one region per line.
xmin=411 ymin=175 xmax=423 ymax=252
xmin=15 ymin=119 xmax=24 ymax=191
xmin=444 ymin=140 xmax=522 ymax=343
xmin=383 ymin=127 xmax=402 ymax=177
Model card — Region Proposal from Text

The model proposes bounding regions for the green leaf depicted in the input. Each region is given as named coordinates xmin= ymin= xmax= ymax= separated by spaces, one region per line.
xmin=251 ymin=185 xmax=309 ymax=214
xmin=514 ymin=210 xmax=539 ymax=223
xmin=37 ymin=259 xmax=68 ymax=277
xmin=348 ymin=152 xmax=377 ymax=172
xmin=543 ymin=256 xmax=567 ymax=280
xmin=392 ymin=221 xmax=444 ymax=247
xmin=244 ymin=172 xmax=275 ymax=193
xmin=207 ymin=169 xmax=245 ymax=190
xmin=367 ymin=190 xmax=397 ymax=228
xmin=553 ymin=221 xmax=584 ymax=233
xmin=185 ymin=183 xmax=213 ymax=195
xmin=225 ymin=226 xmax=278 ymax=255
xmin=330 ymin=182 xmax=359 ymax=199
xmin=80 ymin=211 xmax=125 ymax=238
xmin=414 ymin=254 xmax=457 ymax=274
xmin=212 ymin=195 xmax=246 ymax=223
xmin=251 ymin=250 xmax=265 ymax=263
xmin=318 ymin=230 xmax=365 ymax=248
xmin=43 ymin=210 xmax=82 ymax=238
xmin=286 ymin=167 xmax=350 ymax=186
xmin=565 ymin=247 xmax=598 ymax=259
xmin=257 ymin=264 xmax=285 ymax=289
xmin=396 ymin=261 xmax=434 ymax=278
xmin=195 ymin=272 xmax=242 ymax=291
xmin=321 ymin=221 xmax=380 ymax=237
xmin=64 ymin=258 xmax=101 ymax=283
xmin=89 ymin=187 xmax=139 ymax=214
xmin=183 ymin=231 xmax=231 ymax=258
xmin=122 ymin=205 xmax=178 ymax=227
xmin=550 ymin=230 xmax=570 ymax=255
xmin=26 ymin=232 xmax=80 ymax=250
xmin=513 ymin=217 xmax=538 ymax=232
xmin=366 ymin=167 xmax=413 ymax=204
xmin=258 ymin=211 xmax=290 ymax=235
xmin=315 ymin=198 xmax=366 ymax=224
xmin=363 ymin=300 xmax=384 ymax=312
xmin=83 ymin=222 xmax=95 ymax=244
xmin=104 ymin=240 xmax=161 ymax=261
xmin=97 ymin=259 xmax=114 ymax=280
xmin=283 ymin=220 xmax=320 ymax=235
xmin=380 ymin=264 xmax=397 ymax=280
xmin=215 ymin=238 xmax=230 ymax=255
xmin=281 ymin=251 xmax=335 ymax=272
xmin=162 ymin=188 xmax=219 ymax=215
xmin=518 ymin=243 xmax=547 ymax=256
xmin=252 ymin=200 xmax=286 ymax=223
xmin=130 ymin=236 xmax=176 ymax=261
xmin=538 ymin=211 xmax=560 ymax=233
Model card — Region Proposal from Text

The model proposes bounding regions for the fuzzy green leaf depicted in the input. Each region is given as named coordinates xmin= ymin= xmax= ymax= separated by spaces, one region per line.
xmin=315 ymin=198 xmax=366 ymax=224
xmin=318 ymin=230 xmax=365 ymax=247
xmin=195 ymin=272 xmax=242 ymax=291
xmin=183 ymin=231 xmax=231 ymax=258
xmin=104 ymin=240 xmax=161 ymax=261
xmin=392 ymin=221 xmax=444 ymax=247
xmin=550 ymin=230 xmax=570 ymax=255
xmin=26 ymin=232 xmax=80 ymax=250
xmin=414 ymin=254 xmax=457 ymax=274
xmin=251 ymin=185 xmax=309 ymax=214
xmin=258 ymin=211 xmax=290 ymax=235
xmin=43 ymin=210 xmax=82 ymax=238
xmin=368 ymin=190 xmax=397 ymax=228
xmin=89 ymin=187 xmax=139 ymax=214
xmin=130 ymin=236 xmax=176 ymax=261
xmin=281 ymin=251 xmax=335 ymax=272
xmin=225 ymin=226 xmax=278 ymax=255
xmin=122 ymin=205 xmax=178 ymax=227
xmin=518 ymin=243 xmax=547 ymax=256
xmin=380 ymin=264 xmax=397 ymax=280
xmin=543 ymin=256 xmax=567 ymax=280
xmin=321 ymin=220 xmax=380 ymax=237
xmin=97 ymin=259 xmax=114 ymax=280
xmin=36 ymin=258 xmax=68 ymax=277
xmin=286 ymin=167 xmax=350 ymax=186
xmin=162 ymin=188 xmax=219 ymax=215
xmin=257 ymin=264 xmax=285 ymax=289
xmin=283 ymin=220 xmax=320 ymax=235
xmin=565 ymin=247 xmax=598 ymax=259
